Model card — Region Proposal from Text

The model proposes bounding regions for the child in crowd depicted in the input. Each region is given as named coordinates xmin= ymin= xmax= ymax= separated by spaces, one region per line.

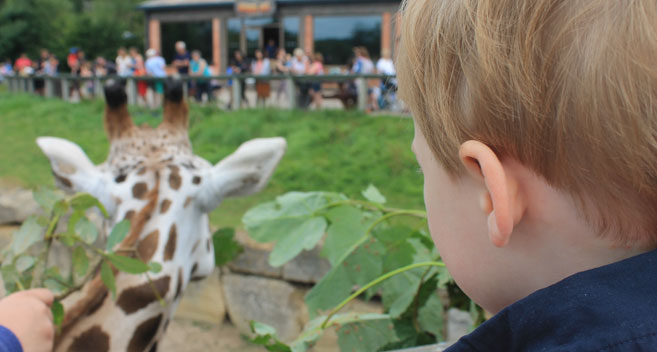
xmin=398 ymin=0 xmax=657 ymax=350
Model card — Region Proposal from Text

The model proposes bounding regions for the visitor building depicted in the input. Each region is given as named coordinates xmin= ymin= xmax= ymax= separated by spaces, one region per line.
xmin=139 ymin=0 xmax=401 ymax=72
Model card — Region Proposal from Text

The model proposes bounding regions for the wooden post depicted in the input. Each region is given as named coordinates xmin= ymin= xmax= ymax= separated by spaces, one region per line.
xmin=286 ymin=76 xmax=296 ymax=109
xmin=304 ymin=15 xmax=314 ymax=54
xmin=182 ymin=79 xmax=189 ymax=99
xmin=61 ymin=78 xmax=70 ymax=102
xmin=382 ymin=12 xmax=392 ymax=56
xmin=127 ymin=78 xmax=137 ymax=105
xmin=7 ymin=77 xmax=14 ymax=92
xmin=356 ymin=77 xmax=367 ymax=111
xmin=27 ymin=78 xmax=35 ymax=94
xmin=45 ymin=78 xmax=54 ymax=98
xmin=212 ymin=18 xmax=222 ymax=73
xmin=21 ymin=78 xmax=27 ymax=92
xmin=232 ymin=78 xmax=242 ymax=110
xmin=149 ymin=19 xmax=161 ymax=53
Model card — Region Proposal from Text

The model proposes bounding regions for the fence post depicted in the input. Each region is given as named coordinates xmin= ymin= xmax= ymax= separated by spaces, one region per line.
xmin=6 ymin=77 xmax=14 ymax=92
xmin=27 ymin=77 xmax=35 ymax=94
xmin=356 ymin=77 xmax=368 ymax=111
xmin=61 ymin=78 xmax=70 ymax=102
xmin=45 ymin=78 xmax=54 ymax=98
xmin=182 ymin=79 xmax=189 ymax=99
xmin=94 ymin=77 xmax=104 ymax=100
xmin=126 ymin=78 xmax=137 ymax=105
xmin=232 ymin=78 xmax=242 ymax=110
xmin=286 ymin=76 xmax=296 ymax=109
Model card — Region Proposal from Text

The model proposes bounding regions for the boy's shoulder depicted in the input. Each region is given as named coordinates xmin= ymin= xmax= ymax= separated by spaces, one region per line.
xmin=448 ymin=249 xmax=657 ymax=352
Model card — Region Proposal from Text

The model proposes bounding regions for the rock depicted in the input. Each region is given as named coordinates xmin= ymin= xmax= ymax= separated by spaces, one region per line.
xmin=0 ymin=225 xmax=18 ymax=252
xmin=0 ymin=188 xmax=40 ymax=225
xmin=282 ymin=247 xmax=331 ymax=284
xmin=175 ymin=269 xmax=226 ymax=325
xmin=159 ymin=318 xmax=264 ymax=352
xmin=222 ymin=273 xmax=308 ymax=342
xmin=446 ymin=308 xmax=473 ymax=343
xmin=228 ymin=246 xmax=282 ymax=279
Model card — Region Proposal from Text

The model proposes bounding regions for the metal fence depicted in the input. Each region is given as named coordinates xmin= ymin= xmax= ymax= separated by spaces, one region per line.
xmin=2 ymin=73 xmax=400 ymax=112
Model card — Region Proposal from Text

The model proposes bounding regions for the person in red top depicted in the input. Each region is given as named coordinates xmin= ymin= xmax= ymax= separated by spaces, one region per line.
xmin=14 ymin=54 xmax=32 ymax=76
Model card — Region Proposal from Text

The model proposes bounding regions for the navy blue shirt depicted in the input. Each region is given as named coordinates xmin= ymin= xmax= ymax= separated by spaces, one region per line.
xmin=447 ymin=249 xmax=657 ymax=351
xmin=0 ymin=326 xmax=22 ymax=352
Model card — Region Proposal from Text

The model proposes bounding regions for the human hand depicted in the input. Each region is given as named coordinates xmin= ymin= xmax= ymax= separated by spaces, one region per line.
xmin=0 ymin=289 xmax=55 ymax=352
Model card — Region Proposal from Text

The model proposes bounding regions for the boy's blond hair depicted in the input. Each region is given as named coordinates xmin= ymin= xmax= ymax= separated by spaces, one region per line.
xmin=397 ymin=0 xmax=657 ymax=244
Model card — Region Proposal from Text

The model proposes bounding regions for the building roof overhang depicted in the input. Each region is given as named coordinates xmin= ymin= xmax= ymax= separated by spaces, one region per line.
xmin=139 ymin=0 xmax=399 ymax=11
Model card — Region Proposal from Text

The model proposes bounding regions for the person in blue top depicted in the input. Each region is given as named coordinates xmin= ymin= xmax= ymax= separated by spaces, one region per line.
xmin=145 ymin=48 xmax=167 ymax=109
xmin=397 ymin=0 xmax=657 ymax=351
xmin=190 ymin=50 xmax=212 ymax=102
xmin=0 ymin=289 xmax=54 ymax=352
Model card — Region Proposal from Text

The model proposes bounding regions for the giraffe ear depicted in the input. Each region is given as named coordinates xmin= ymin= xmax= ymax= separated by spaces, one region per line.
xmin=196 ymin=137 xmax=287 ymax=212
xmin=36 ymin=137 xmax=113 ymax=211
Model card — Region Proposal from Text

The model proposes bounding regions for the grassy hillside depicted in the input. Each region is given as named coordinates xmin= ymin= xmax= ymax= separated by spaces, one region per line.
xmin=0 ymin=92 xmax=423 ymax=227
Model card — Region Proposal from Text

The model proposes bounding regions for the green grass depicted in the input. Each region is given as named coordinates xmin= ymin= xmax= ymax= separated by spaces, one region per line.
xmin=0 ymin=92 xmax=424 ymax=228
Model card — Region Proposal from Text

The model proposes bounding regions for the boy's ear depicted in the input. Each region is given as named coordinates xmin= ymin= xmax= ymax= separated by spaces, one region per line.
xmin=459 ymin=141 xmax=524 ymax=247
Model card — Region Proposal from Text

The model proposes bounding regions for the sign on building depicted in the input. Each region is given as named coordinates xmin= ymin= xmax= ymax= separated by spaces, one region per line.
xmin=235 ymin=0 xmax=276 ymax=16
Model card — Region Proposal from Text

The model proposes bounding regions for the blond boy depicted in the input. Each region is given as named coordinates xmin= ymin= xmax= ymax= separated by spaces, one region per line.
xmin=398 ymin=0 xmax=657 ymax=350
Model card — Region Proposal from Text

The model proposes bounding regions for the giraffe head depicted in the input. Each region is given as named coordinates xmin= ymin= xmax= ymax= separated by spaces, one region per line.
xmin=36 ymin=81 xmax=286 ymax=351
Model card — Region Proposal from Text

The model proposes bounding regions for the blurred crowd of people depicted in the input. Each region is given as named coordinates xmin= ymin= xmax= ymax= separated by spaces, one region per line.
xmin=1 ymin=40 xmax=397 ymax=111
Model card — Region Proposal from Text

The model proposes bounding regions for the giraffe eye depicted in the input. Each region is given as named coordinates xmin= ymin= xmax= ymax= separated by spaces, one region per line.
xmin=115 ymin=174 xmax=127 ymax=183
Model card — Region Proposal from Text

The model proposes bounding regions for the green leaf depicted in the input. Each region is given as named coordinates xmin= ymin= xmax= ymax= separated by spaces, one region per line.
xmin=72 ymin=247 xmax=89 ymax=278
xmin=14 ymin=255 xmax=35 ymax=273
xmin=101 ymin=260 xmax=116 ymax=298
xmin=67 ymin=210 xmax=85 ymax=234
xmin=269 ymin=217 xmax=327 ymax=267
xmin=43 ymin=278 xmax=68 ymax=294
xmin=52 ymin=199 xmax=69 ymax=217
xmin=106 ymin=254 xmax=149 ymax=274
xmin=382 ymin=241 xmax=416 ymax=273
xmin=361 ymin=184 xmax=386 ymax=204
xmin=148 ymin=262 xmax=162 ymax=274
xmin=249 ymin=321 xmax=292 ymax=352
xmin=381 ymin=267 xmax=426 ymax=318
xmin=418 ymin=293 xmax=444 ymax=339
xmin=290 ymin=313 xmax=392 ymax=352
xmin=1 ymin=265 xmax=19 ymax=294
xmin=373 ymin=225 xmax=414 ymax=246
xmin=51 ymin=301 xmax=64 ymax=327
xmin=343 ymin=240 xmax=384 ymax=299
xmin=70 ymin=193 xmax=108 ymax=217
xmin=305 ymin=264 xmax=352 ymax=317
xmin=106 ymin=219 xmax=131 ymax=251
xmin=43 ymin=267 xmax=70 ymax=294
xmin=212 ymin=228 xmax=244 ymax=267
xmin=243 ymin=192 xmax=335 ymax=244
xmin=58 ymin=233 xmax=77 ymax=247
xmin=337 ymin=314 xmax=398 ymax=352
xmin=75 ymin=217 xmax=98 ymax=244
xmin=33 ymin=187 xmax=64 ymax=213
xmin=11 ymin=216 xmax=44 ymax=253
xmin=321 ymin=206 xmax=371 ymax=266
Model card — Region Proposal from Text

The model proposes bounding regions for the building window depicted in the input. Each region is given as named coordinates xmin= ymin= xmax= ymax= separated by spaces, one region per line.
xmin=313 ymin=15 xmax=381 ymax=66
xmin=228 ymin=18 xmax=242 ymax=58
xmin=283 ymin=17 xmax=300 ymax=54
xmin=161 ymin=21 xmax=212 ymax=64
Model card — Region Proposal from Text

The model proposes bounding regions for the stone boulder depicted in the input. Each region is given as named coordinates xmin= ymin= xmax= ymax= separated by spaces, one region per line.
xmin=0 ymin=188 xmax=40 ymax=225
xmin=222 ymin=273 xmax=308 ymax=342
xmin=175 ymin=268 xmax=227 ymax=325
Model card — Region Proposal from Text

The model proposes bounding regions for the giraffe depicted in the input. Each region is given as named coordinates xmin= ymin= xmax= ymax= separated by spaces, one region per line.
xmin=36 ymin=81 xmax=286 ymax=351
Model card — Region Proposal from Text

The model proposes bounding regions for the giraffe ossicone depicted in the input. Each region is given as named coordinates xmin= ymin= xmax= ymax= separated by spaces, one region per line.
xmin=36 ymin=81 xmax=286 ymax=352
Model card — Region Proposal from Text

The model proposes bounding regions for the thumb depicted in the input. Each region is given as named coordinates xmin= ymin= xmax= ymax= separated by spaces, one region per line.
xmin=24 ymin=289 xmax=55 ymax=306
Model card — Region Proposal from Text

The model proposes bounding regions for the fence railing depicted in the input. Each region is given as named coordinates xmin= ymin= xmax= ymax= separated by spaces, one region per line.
xmin=3 ymin=73 xmax=398 ymax=111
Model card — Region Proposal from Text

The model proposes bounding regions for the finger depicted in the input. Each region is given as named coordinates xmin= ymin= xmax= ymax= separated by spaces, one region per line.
xmin=24 ymin=289 xmax=55 ymax=306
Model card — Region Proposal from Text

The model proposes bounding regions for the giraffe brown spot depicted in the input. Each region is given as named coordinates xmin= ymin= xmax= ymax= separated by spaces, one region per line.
xmin=168 ymin=165 xmax=180 ymax=173
xmin=190 ymin=276 xmax=205 ymax=282
xmin=168 ymin=171 xmax=182 ymax=190
xmin=149 ymin=342 xmax=158 ymax=352
xmin=117 ymin=276 xmax=171 ymax=314
xmin=137 ymin=230 xmax=159 ymax=262
xmin=133 ymin=182 xmax=148 ymax=199
xmin=160 ymin=199 xmax=172 ymax=214
xmin=69 ymin=325 xmax=110 ymax=352
xmin=192 ymin=176 xmax=201 ymax=185
xmin=127 ymin=314 xmax=163 ymax=352
xmin=85 ymin=290 xmax=108 ymax=317
xmin=54 ymin=173 xmax=73 ymax=188
xmin=124 ymin=210 xmax=136 ymax=221
xmin=207 ymin=238 xmax=211 ymax=252
xmin=164 ymin=224 xmax=177 ymax=261
xmin=174 ymin=268 xmax=183 ymax=300
xmin=183 ymin=196 xmax=193 ymax=208
xmin=115 ymin=174 xmax=127 ymax=183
